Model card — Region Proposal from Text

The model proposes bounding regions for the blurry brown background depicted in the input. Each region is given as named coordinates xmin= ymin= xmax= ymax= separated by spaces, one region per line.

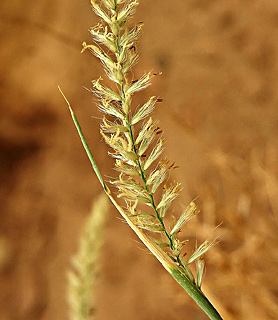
xmin=1 ymin=0 xmax=278 ymax=319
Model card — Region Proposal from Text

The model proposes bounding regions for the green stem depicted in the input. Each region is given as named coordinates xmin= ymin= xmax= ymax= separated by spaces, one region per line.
xmin=170 ymin=268 xmax=223 ymax=320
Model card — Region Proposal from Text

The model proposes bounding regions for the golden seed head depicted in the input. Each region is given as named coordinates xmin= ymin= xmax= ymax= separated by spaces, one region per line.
xmin=83 ymin=0 xmax=219 ymax=290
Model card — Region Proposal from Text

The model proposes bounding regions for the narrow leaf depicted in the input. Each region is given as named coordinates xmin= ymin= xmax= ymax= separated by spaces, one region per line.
xmin=59 ymin=87 xmax=108 ymax=193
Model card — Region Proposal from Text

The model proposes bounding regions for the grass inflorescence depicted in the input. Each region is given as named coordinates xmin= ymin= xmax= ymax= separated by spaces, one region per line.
xmin=64 ymin=1 xmax=223 ymax=319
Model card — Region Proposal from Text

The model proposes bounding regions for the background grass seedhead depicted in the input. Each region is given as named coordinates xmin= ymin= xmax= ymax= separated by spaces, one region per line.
xmin=68 ymin=194 xmax=109 ymax=320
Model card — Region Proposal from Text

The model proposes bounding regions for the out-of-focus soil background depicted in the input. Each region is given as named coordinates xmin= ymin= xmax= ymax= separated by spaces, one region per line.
xmin=1 ymin=0 xmax=278 ymax=319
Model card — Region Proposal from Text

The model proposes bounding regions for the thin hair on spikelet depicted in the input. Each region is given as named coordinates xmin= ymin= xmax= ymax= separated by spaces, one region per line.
xmin=68 ymin=194 xmax=109 ymax=320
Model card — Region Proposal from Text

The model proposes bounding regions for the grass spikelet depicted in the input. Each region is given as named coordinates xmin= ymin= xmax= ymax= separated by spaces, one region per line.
xmin=120 ymin=22 xmax=143 ymax=50
xmin=147 ymin=161 xmax=168 ymax=193
xmin=117 ymin=0 xmax=139 ymax=24
xmin=196 ymin=256 xmax=205 ymax=289
xmin=143 ymin=138 xmax=164 ymax=170
xmin=170 ymin=201 xmax=199 ymax=236
xmin=134 ymin=117 xmax=155 ymax=144
xmin=68 ymin=194 xmax=109 ymax=320
xmin=131 ymin=96 xmax=158 ymax=125
xmin=157 ymin=183 xmax=181 ymax=210
xmin=97 ymin=99 xmax=125 ymax=119
xmin=187 ymin=238 xmax=220 ymax=265
xmin=126 ymin=72 xmax=153 ymax=95
xmin=90 ymin=1 xmax=112 ymax=26
xmin=89 ymin=24 xmax=117 ymax=52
